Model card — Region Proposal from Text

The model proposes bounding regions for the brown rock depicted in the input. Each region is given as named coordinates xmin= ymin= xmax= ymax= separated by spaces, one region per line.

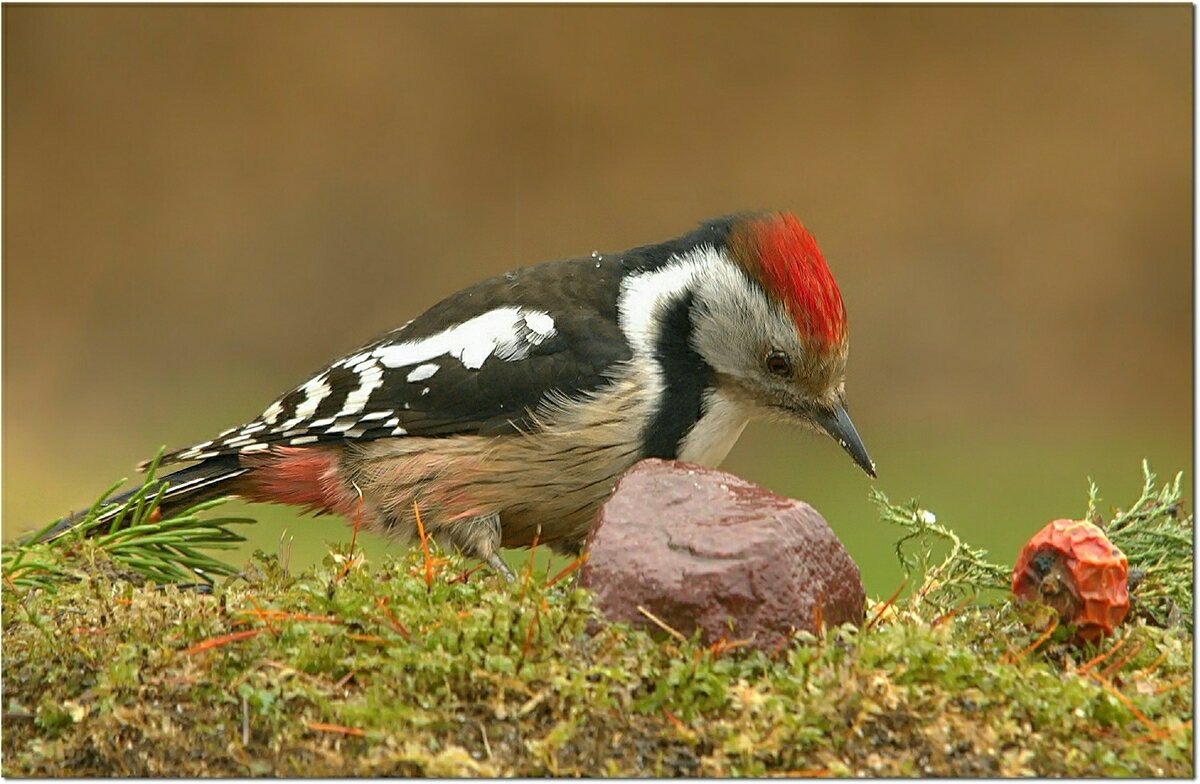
xmin=579 ymin=459 xmax=865 ymax=651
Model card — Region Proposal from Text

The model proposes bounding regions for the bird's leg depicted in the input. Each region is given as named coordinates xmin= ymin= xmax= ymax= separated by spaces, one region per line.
xmin=443 ymin=511 xmax=514 ymax=582
xmin=486 ymin=552 xmax=516 ymax=583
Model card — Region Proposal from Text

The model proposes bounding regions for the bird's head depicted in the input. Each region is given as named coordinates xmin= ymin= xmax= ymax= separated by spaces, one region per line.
xmin=689 ymin=211 xmax=875 ymax=477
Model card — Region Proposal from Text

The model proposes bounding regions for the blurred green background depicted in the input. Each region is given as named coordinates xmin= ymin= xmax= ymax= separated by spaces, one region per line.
xmin=4 ymin=5 xmax=1192 ymax=596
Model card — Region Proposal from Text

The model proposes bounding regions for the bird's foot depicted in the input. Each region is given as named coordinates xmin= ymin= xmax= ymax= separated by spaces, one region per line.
xmin=486 ymin=552 xmax=516 ymax=582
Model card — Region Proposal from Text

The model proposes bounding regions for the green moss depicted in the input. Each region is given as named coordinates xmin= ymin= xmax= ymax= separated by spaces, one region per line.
xmin=4 ymin=462 xmax=1192 ymax=775
xmin=2 ymin=539 xmax=1192 ymax=777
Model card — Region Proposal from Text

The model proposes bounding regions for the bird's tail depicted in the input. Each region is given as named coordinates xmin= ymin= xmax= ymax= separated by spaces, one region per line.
xmin=31 ymin=455 xmax=248 ymax=544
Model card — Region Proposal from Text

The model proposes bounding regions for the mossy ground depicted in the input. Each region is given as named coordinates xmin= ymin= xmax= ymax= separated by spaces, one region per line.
xmin=2 ymin=539 xmax=1192 ymax=777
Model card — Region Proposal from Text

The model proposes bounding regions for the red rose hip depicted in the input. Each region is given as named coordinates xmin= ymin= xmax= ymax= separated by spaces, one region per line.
xmin=1012 ymin=519 xmax=1130 ymax=642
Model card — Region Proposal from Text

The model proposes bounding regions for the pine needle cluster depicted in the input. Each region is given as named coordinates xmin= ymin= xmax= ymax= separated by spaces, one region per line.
xmin=3 ymin=451 xmax=253 ymax=591
xmin=1091 ymin=462 xmax=1192 ymax=630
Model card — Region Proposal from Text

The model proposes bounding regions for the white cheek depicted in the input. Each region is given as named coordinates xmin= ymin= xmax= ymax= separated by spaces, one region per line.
xmin=690 ymin=266 xmax=797 ymax=382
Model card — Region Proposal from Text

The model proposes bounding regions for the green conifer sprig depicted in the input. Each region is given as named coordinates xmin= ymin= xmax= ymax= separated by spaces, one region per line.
xmin=877 ymin=462 xmax=1192 ymax=628
xmin=3 ymin=450 xmax=254 ymax=592
xmin=871 ymin=488 xmax=1010 ymax=615
xmin=1092 ymin=461 xmax=1192 ymax=630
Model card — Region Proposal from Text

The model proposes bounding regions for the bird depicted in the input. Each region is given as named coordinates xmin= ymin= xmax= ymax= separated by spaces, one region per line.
xmin=38 ymin=210 xmax=874 ymax=580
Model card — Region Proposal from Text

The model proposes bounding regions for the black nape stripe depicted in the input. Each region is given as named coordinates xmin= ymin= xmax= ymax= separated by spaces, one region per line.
xmin=642 ymin=291 xmax=714 ymax=460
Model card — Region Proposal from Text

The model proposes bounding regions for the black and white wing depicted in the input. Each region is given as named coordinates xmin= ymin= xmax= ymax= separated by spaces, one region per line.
xmin=157 ymin=256 xmax=635 ymax=467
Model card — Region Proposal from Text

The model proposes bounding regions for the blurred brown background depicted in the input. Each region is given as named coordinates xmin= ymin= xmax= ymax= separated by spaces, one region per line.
xmin=4 ymin=5 xmax=1192 ymax=593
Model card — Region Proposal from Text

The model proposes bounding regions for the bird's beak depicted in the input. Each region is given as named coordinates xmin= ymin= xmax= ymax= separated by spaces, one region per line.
xmin=813 ymin=403 xmax=876 ymax=478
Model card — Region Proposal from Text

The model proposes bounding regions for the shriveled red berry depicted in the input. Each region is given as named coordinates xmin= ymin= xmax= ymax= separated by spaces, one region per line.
xmin=1012 ymin=519 xmax=1130 ymax=642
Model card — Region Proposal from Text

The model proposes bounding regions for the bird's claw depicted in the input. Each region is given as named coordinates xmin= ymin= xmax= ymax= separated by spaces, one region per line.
xmin=486 ymin=552 xmax=516 ymax=582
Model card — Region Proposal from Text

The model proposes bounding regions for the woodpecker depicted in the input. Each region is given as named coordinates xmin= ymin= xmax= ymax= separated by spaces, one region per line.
xmin=41 ymin=211 xmax=874 ymax=579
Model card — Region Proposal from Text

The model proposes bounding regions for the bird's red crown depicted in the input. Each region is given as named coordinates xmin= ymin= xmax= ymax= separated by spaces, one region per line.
xmin=728 ymin=212 xmax=847 ymax=351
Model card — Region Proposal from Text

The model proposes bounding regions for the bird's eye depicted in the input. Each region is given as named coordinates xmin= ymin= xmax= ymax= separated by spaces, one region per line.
xmin=765 ymin=350 xmax=793 ymax=377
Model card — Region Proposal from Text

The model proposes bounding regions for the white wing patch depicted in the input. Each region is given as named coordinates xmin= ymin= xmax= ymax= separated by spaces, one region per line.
xmin=523 ymin=310 xmax=556 ymax=338
xmin=406 ymin=363 xmax=440 ymax=383
xmin=374 ymin=307 xmax=556 ymax=371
